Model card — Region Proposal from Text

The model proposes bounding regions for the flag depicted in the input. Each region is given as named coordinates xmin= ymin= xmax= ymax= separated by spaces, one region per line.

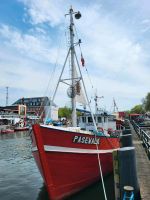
xmin=81 ymin=54 xmax=85 ymax=66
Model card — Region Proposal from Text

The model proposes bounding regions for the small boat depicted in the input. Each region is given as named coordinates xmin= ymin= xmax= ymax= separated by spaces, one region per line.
xmin=14 ymin=126 xmax=29 ymax=132
xmin=32 ymin=7 xmax=120 ymax=200
xmin=1 ymin=129 xmax=14 ymax=134
xmin=14 ymin=118 xmax=29 ymax=131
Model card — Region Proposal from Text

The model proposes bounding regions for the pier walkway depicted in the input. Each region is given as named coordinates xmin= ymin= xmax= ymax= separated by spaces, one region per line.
xmin=130 ymin=122 xmax=150 ymax=200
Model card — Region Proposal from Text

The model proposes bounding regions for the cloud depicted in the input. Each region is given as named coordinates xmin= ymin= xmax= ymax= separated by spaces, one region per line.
xmin=0 ymin=24 xmax=67 ymax=64
xmin=1 ymin=0 xmax=150 ymax=110
xmin=19 ymin=0 xmax=66 ymax=26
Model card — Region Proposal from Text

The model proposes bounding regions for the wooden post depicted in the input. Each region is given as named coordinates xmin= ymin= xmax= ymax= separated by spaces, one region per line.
xmin=113 ymin=150 xmax=120 ymax=200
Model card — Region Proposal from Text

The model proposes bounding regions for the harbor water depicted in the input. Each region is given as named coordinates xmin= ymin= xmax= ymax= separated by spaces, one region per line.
xmin=0 ymin=131 xmax=114 ymax=200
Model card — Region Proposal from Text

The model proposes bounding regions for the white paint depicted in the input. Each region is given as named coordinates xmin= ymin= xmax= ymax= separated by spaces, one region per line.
xmin=32 ymin=145 xmax=119 ymax=154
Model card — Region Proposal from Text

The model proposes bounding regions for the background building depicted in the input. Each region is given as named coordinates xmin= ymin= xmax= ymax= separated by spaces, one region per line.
xmin=13 ymin=96 xmax=58 ymax=120
xmin=0 ymin=96 xmax=58 ymax=121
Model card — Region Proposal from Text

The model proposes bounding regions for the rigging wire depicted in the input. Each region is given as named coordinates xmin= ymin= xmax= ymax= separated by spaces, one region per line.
xmin=73 ymin=23 xmax=120 ymax=200
xmin=64 ymin=22 xmax=71 ymax=88
xmin=37 ymin=34 xmax=63 ymax=120
xmin=74 ymin=24 xmax=94 ymax=105
xmin=74 ymin=24 xmax=94 ymax=90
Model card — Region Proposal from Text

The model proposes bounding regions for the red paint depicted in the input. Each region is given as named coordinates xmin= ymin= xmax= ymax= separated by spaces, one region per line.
xmin=32 ymin=124 xmax=120 ymax=200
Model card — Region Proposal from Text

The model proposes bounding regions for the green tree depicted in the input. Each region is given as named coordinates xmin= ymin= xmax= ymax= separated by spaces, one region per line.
xmin=130 ymin=104 xmax=144 ymax=114
xmin=58 ymin=107 xmax=82 ymax=119
xmin=144 ymin=92 xmax=150 ymax=111
xmin=58 ymin=107 xmax=72 ymax=119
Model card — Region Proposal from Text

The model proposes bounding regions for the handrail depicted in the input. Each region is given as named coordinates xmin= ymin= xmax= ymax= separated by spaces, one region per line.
xmin=131 ymin=120 xmax=150 ymax=158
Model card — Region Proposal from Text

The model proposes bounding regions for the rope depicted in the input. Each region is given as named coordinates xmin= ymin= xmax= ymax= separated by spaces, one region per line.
xmin=93 ymin=131 xmax=107 ymax=200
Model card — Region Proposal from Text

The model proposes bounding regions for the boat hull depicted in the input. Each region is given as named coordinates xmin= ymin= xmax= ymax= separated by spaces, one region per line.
xmin=32 ymin=124 xmax=120 ymax=200
xmin=0 ymin=129 xmax=14 ymax=134
xmin=14 ymin=127 xmax=29 ymax=132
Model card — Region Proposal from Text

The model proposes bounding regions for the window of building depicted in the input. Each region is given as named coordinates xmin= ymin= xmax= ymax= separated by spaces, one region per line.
xmin=104 ymin=117 xmax=106 ymax=122
xmin=88 ymin=117 xmax=93 ymax=123
xmin=82 ymin=117 xmax=86 ymax=123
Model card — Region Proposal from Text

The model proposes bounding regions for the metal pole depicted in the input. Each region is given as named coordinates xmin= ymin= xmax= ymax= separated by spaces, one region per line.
xmin=6 ymin=86 xmax=8 ymax=106
xmin=69 ymin=7 xmax=77 ymax=127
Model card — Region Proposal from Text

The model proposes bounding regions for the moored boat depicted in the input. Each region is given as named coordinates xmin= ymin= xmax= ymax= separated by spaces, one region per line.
xmin=1 ymin=129 xmax=14 ymax=134
xmin=14 ymin=126 xmax=29 ymax=132
xmin=32 ymin=124 xmax=119 ymax=200
xmin=32 ymin=7 xmax=120 ymax=200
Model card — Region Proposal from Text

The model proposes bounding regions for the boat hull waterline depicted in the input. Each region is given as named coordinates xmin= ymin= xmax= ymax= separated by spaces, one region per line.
xmin=32 ymin=124 xmax=120 ymax=200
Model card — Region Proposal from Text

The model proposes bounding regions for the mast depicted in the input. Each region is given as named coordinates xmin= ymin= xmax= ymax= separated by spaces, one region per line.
xmin=69 ymin=7 xmax=76 ymax=127
xmin=94 ymin=92 xmax=104 ymax=114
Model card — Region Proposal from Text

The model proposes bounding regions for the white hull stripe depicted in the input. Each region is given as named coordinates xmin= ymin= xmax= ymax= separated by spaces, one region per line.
xmin=32 ymin=145 xmax=119 ymax=154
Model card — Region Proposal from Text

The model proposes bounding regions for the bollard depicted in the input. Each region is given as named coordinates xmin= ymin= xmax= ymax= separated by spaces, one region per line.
xmin=123 ymin=186 xmax=134 ymax=200
xmin=118 ymin=147 xmax=140 ymax=200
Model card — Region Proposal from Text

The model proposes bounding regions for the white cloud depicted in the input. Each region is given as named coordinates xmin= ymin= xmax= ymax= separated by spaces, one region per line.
xmin=19 ymin=0 xmax=66 ymax=26
xmin=0 ymin=24 xmax=67 ymax=64
xmin=1 ymin=0 xmax=150 ymax=110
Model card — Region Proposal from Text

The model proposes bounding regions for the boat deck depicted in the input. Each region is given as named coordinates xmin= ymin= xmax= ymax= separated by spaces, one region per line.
xmin=130 ymin=123 xmax=150 ymax=200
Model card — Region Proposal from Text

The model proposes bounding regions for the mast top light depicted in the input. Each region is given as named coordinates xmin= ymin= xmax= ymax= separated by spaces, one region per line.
xmin=75 ymin=11 xmax=81 ymax=19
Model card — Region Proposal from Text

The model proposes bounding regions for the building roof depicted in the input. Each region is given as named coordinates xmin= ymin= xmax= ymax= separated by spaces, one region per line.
xmin=12 ymin=96 xmax=57 ymax=107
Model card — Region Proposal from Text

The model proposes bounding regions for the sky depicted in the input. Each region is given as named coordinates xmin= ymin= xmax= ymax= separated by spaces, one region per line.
xmin=0 ymin=0 xmax=150 ymax=111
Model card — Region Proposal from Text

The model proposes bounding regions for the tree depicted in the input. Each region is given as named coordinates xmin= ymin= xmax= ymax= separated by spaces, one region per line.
xmin=58 ymin=107 xmax=72 ymax=119
xmin=130 ymin=104 xmax=144 ymax=114
xmin=144 ymin=92 xmax=150 ymax=111
xmin=58 ymin=106 xmax=82 ymax=119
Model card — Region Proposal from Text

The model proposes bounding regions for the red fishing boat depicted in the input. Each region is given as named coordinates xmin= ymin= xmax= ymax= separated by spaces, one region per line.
xmin=32 ymin=125 xmax=119 ymax=200
xmin=32 ymin=7 xmax=120 ymax=200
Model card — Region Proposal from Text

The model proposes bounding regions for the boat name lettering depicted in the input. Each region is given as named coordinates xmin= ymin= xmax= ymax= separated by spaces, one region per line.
xmin=73 ymin=136 xmax=100 ymax=144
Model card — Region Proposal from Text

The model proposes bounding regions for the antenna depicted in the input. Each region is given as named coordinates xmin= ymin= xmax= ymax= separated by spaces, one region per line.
xmin=6 ymin=86 xmax=9 ymax=106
